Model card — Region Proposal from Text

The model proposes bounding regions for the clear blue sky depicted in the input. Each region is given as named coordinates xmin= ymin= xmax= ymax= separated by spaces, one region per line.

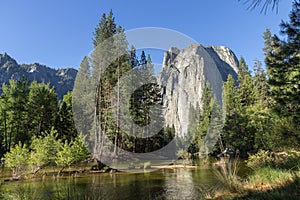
xmin=0 ymin=0 xmax=294 ymax=70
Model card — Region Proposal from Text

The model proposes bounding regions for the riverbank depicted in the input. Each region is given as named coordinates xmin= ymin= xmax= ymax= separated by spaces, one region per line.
xmin=211 ymin=150 xmax=300 ymax=200
xmin=214 ymin=168 xmax=300 ymax=200
xmin=1 ymin=161 xmax=201 ymax=182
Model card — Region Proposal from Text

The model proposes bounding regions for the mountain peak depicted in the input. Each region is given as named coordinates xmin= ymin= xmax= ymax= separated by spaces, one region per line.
xmin=0 ymin=53 xmax=77 ymax=99
xmin=0 ymin=52 xmax=18 ymax=67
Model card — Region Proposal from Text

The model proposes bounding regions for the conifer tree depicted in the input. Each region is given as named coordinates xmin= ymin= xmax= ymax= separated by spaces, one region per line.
xmin=264 ymin=1 xmax=300 ymax=123
xmin=56 ymin=92 xmax=77 ymax=142
xmin=27 ymin=81 xmax=58 ymax=138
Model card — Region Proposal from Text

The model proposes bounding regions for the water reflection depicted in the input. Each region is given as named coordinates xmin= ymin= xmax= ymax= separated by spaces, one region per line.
xmin=163 ymin=168 xmax=195 ymax=199
xmin=0 ymin=168 xmax=218 ymax=199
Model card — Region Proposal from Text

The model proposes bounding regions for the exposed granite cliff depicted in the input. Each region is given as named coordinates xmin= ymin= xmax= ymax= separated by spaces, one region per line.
xmin=158 ymin=44 xmax=238 ymax=136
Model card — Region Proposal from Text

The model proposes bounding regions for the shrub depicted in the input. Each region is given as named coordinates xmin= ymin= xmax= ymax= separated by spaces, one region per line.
xmin=55 ymin=133 xmax=89 ymax=174
xmin=29 ymin=128 xmax=61 ymax=174
xmin=246 ymin=150 xmax=274 ymax=169
xmin=3 ymin=142 xmax=30 ymax=178
xmin=247 ymin=149 xmax=300 ymax=170
xmin=177 ymin=149 xmax=191 ymax=160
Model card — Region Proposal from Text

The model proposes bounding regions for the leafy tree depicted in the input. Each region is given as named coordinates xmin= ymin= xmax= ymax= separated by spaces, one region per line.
xmin=3 ymin=141 xmax=30 ymax=177
xmin=29 ymin=128 xmax=61 ymax=174
xmin=187 ymin=82 xmax=223 ymax=158
xmin=70 ymin=133 xmax=90 ymax=166
xmin=55 ymin=141 xmax=73 ymax=174
xmin=55 ymin=133 xmax=89 ymax=174
xmin=129 ymin=52 xmax=163 ymax=153
xmin=129 ymin=45 xmax=139 ymax=68
xmin=72 ymin=56 xmax=93 ymax=138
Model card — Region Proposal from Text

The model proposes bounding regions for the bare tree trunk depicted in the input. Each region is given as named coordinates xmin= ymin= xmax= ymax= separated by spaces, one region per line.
xmin=113 ymin=56 xmax=120 ymax=157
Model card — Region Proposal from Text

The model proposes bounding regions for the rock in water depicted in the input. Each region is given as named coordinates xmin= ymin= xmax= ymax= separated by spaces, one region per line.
xmin=157 ymin=44 xmax=238 ymax=137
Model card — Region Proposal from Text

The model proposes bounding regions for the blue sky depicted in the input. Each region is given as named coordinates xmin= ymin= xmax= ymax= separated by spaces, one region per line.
xmin=0 ymin=0 xmax=294 ymax=71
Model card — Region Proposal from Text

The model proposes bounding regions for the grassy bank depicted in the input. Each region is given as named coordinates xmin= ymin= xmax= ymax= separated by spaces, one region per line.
xmin=211 ymin=150 xmax=300 ymax=200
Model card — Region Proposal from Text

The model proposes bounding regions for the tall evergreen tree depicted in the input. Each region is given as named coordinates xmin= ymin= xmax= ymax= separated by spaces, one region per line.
xmin=237 ymin=57 xmax=255 ymax=109
xmin=264 ymin=1 xmax=300 ymax=123
xmin=27 ymin=81 xmax=58 ymax=138
xmin=56 ymin=92 xmax=77 ymax=142
xmin=0 ymin=78 xmax=29 ymax=152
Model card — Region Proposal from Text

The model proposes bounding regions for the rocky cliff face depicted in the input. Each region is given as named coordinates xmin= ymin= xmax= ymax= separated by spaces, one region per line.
xmin=157 ymin=44 xmax=238 ymax=136
xmin=0 ymin=53 xmax=77 ymax=99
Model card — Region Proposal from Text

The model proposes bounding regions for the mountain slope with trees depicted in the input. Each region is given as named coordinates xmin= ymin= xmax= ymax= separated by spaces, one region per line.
xmin=0 ymin=53 xmax=77 ymax=99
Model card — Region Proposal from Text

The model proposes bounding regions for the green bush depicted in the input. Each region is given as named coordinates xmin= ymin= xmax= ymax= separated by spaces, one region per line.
xmin=3 ymin=142 xmax=30 ymax=177
xmin=177 ymin=149 xmax=191 ymax=160
xmin=29 ymin=128 xmax=61 ymax=173
xmin=55 ymin=133 xmax=89 ymax=173
xmin=247 ymin=149 xmax=300 ymax=170
xmin=246 ymin=150 xmax=274 ymax=169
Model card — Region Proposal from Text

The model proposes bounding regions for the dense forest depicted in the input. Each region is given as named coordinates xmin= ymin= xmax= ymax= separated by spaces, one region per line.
xmin=0 ymin=1 xmax=299 ymax=178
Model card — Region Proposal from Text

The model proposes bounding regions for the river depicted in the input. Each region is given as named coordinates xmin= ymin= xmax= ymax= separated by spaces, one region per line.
xmin=0 ymin=167 xmax=225 ymax=199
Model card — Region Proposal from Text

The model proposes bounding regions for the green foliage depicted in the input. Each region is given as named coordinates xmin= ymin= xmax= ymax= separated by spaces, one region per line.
xmin=55 ymin=134 xmax=89 ymax=170
xmin=248 ymin=167 xmax=294 ymax=187
xmin=28 ymin=81 xmax=58 ymax=138
xmin=247 ymin=149 xmax=300 ymax=170
xmin=264 ymin=1 xmax=300 ymax=124
xmin=70 ymin=133 xmax=89 ymax=165
xmin=177 ymin=149 xmax=191 ymax=160
xmin=55 ymin=91 xmax=77 ymax=142
xmin=188 ymin=82 xmax=221 ymax=158
xmin=29 ymin=128 xmax=61 ymax=172
xmin=0 ymin=78 xmax=30 ymax=154
xmin=0 ymin=79 xmax=60 ymax=156
xmin=246 ymin=150 xmax=274 ymax=169
xmin=3 ymin=142 xmax=29 ymax=177
xmin=55 ymin=141 xmax=74 ymax=169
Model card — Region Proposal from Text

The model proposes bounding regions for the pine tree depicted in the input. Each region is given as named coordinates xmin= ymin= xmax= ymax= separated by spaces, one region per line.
xmin=129 ymin=46 xmax=139 ymax=69
xmin=27 ymin=81 xmax=58 ymax=138
xmin=0 ymin=78 xmax=30 ymax=150
xmin=222 ymin=74 xmax=255 ymax=156
xmin=264 ymin=1 xmax=300 ymax=123
xmin=237 ymin=57 xmax=255 ymax=109
xmin=129 ymin=53 xmax=163 ymax=153
xmin=56 ymin=92 xmax=77 ymax=142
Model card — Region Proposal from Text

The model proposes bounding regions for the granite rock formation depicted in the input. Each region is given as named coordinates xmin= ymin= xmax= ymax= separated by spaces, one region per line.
xmin=157 ymin=44 xmax=238 ymax=136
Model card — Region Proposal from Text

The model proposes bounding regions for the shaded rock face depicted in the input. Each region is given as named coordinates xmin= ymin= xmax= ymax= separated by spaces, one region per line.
xmin=0 ymin=53 xmax=77 ymax=99
xmin=157 ymin=44 xmax=238 ymax=137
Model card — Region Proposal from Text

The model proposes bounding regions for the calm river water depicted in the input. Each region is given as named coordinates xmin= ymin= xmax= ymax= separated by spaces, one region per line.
xmin=0 ymin=167 xmax=227 ymax=200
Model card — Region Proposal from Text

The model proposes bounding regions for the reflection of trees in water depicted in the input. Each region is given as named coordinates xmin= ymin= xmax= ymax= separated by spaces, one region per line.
xmin=163 ymin=168 xmax=196 ymax=199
